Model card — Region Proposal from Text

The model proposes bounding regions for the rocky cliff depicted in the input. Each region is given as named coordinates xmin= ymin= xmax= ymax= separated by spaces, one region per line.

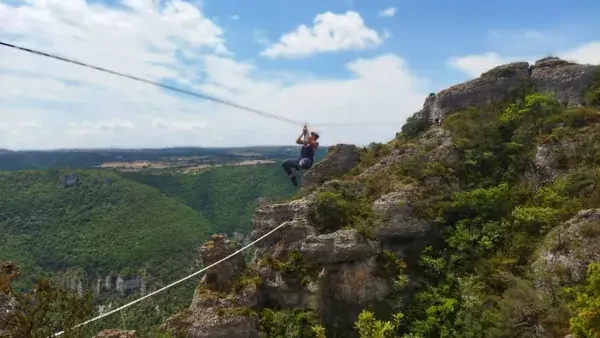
xmin=157 ymin=56 xmax=600 ymax=338
xmin=418 ymin=57 xmax=598 ymax=125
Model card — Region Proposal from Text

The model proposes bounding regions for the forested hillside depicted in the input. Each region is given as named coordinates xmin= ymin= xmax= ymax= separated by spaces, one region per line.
xmin=0 ymin=162 xmax=299 ymax=336
xmin=0 ymin=169 xmax=216 ymax=289
xmin=122 ymin=164 xmax=297 ymax=234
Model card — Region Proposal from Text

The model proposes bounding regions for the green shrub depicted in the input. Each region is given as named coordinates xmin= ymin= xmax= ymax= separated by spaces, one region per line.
xmin=259 ymin=308 xmax=319 ymax=338
xmin=401 ymin=112 xmax=430 ymax=139
xmin=583 ymin=68 xmax=600 ymax=107
xmin=308 ymin=191 xmax=373 ymax=234
xmin=567 ymin=263 xmax=600 ymax=337
xmin=4 ymin=277 xmax=94 ymax=338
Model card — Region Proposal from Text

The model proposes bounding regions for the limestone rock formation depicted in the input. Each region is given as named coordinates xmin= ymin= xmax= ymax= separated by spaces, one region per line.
xmin=415 ymin=57 xmax=598 ymax=124
xmin=532 ymin=209 xmax=600 ymax=291
xmin=200 ymin=234 xmax=246 ymax=293
xmin=372 ymin=186 xmax=431 ymax=240
xmin=162 ymin=234 xmax=259 ymax=338
xmin=300 ymin=229 xmax=379 ymax=264
xmin=301 ymin=144 xmax=360 ymax=191
xmin=530 ymin=57 xmax=599 ymax=107
xmin=425 ymin=62 xmax=531 ymax=123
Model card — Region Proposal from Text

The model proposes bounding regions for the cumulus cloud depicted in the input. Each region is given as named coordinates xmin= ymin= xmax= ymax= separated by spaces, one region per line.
xmin=448 ymin=41 xmax=600 ymax=78
xmin=0 ymin=0 xmax=426 ymax=150
xmin=260 ymin=11 xmax=384 ymax=59
xmin=561 ymin=42 xmax=600 ymax=65
xmin=378 ymin=7 xmax=396 ymax=17
xmin=447 ymin=52 xmax=519 ymax=78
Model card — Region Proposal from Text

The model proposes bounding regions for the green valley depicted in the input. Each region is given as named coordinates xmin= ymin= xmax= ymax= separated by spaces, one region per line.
xmin=0 ymin=159 xmax=300 ymax=336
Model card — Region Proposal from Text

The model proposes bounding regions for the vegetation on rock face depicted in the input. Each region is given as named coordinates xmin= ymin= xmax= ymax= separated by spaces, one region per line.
xmin=567 ymin=263 xmax=600 ymax=337
xmin=259 ymin=308 xmax=320 ymax=338
xmin=400 ymin=112 xmax=430 ymax=140
xmin=258 ymin=89 xmax=600 ymax=337
xmin=2 ymin=277 xmax=94 ymax=338
xmin=307 ymin=182 xmax=375 ymax=237
xmin=584 ymin=68 xmax=600 ymax=107
xmin=357 ymin=92 xmax=599 ymax=337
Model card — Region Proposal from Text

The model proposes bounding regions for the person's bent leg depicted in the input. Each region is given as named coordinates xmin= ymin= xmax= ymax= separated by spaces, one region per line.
xmin=282 ymin=158 xmax=300 ymax=186
xmin=282 ymin=158 xmax=300 ymax=175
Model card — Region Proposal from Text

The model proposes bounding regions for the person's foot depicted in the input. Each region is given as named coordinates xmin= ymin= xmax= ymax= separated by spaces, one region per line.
xmin=290 ymin=175 xmax=298 ymax=187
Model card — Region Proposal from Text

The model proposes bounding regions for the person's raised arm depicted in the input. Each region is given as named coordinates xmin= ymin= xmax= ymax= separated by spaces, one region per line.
xmin=295 ymin=132 xmax=305 ymax=145
xmin=296 ymin=125 xmax=308 ymax=144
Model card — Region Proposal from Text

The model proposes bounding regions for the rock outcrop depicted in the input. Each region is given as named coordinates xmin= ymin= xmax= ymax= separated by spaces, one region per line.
xmin=425 ymin=62 xmax=531 ymax=123
xmin=532 ymin=209 xmax=600 ymax=291
xmin=300 ymin=229 xmax=378 ymax=264
xmin=417 ymin=56 xmax=599 ymax=124
xmin=530 ymin=57 xmax=599 ymax=107
xmin=162 ymin=234 xmax=260 ymax=338
xmin=301 ymin=144 xmax=361 ymax=191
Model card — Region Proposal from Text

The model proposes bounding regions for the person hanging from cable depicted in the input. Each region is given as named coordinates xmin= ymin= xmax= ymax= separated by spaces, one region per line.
xmin=282 ymin=124 xmax=319 ymax=187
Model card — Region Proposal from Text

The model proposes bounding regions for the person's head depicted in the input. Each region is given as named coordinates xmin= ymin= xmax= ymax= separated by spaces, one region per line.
xmin=310 ymin=131 xmax=320 ymax=141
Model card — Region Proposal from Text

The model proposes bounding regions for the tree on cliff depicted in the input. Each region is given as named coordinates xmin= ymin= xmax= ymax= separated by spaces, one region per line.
xmin=0 ymin=263 xmax=94 ymax=338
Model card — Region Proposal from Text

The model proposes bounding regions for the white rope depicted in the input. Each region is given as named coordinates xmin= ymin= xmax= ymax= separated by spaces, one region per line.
xmin=52 ymin=221 xmax=290 ymax=336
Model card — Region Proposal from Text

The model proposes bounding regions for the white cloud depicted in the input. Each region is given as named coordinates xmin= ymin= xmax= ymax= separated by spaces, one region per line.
xmin=379 ymin=7 xmax=396 ymax=17
xmin=0 ymin=0 xmax=426 ymax=150
xmin=448 ymin=41 xmax=600 ymax=78
xmin=231 ymin=14 xmax=239 ymax=20
xmin=560 ymin=42 xmax=600 ymax=65
xmin=447 ymin=52 xmax=518 ymax=78
xmin=261 ymin=11 xmax=384 ymax=59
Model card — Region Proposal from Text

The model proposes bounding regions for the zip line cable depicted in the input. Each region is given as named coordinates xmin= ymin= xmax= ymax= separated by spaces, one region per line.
xmin=0 ymin=41 xmax=403 ymax=129
xmin=0 ymin=41 xmax=303 ymax=126
xmin=52 ymin=220 xmax=291 ymax=336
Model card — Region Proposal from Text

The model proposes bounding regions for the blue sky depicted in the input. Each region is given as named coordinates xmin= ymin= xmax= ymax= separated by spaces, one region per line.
xmin=206 ymin=0 xmax=600 ymax=85
xmin=0 ymin=0 xmax=599 ymax=149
